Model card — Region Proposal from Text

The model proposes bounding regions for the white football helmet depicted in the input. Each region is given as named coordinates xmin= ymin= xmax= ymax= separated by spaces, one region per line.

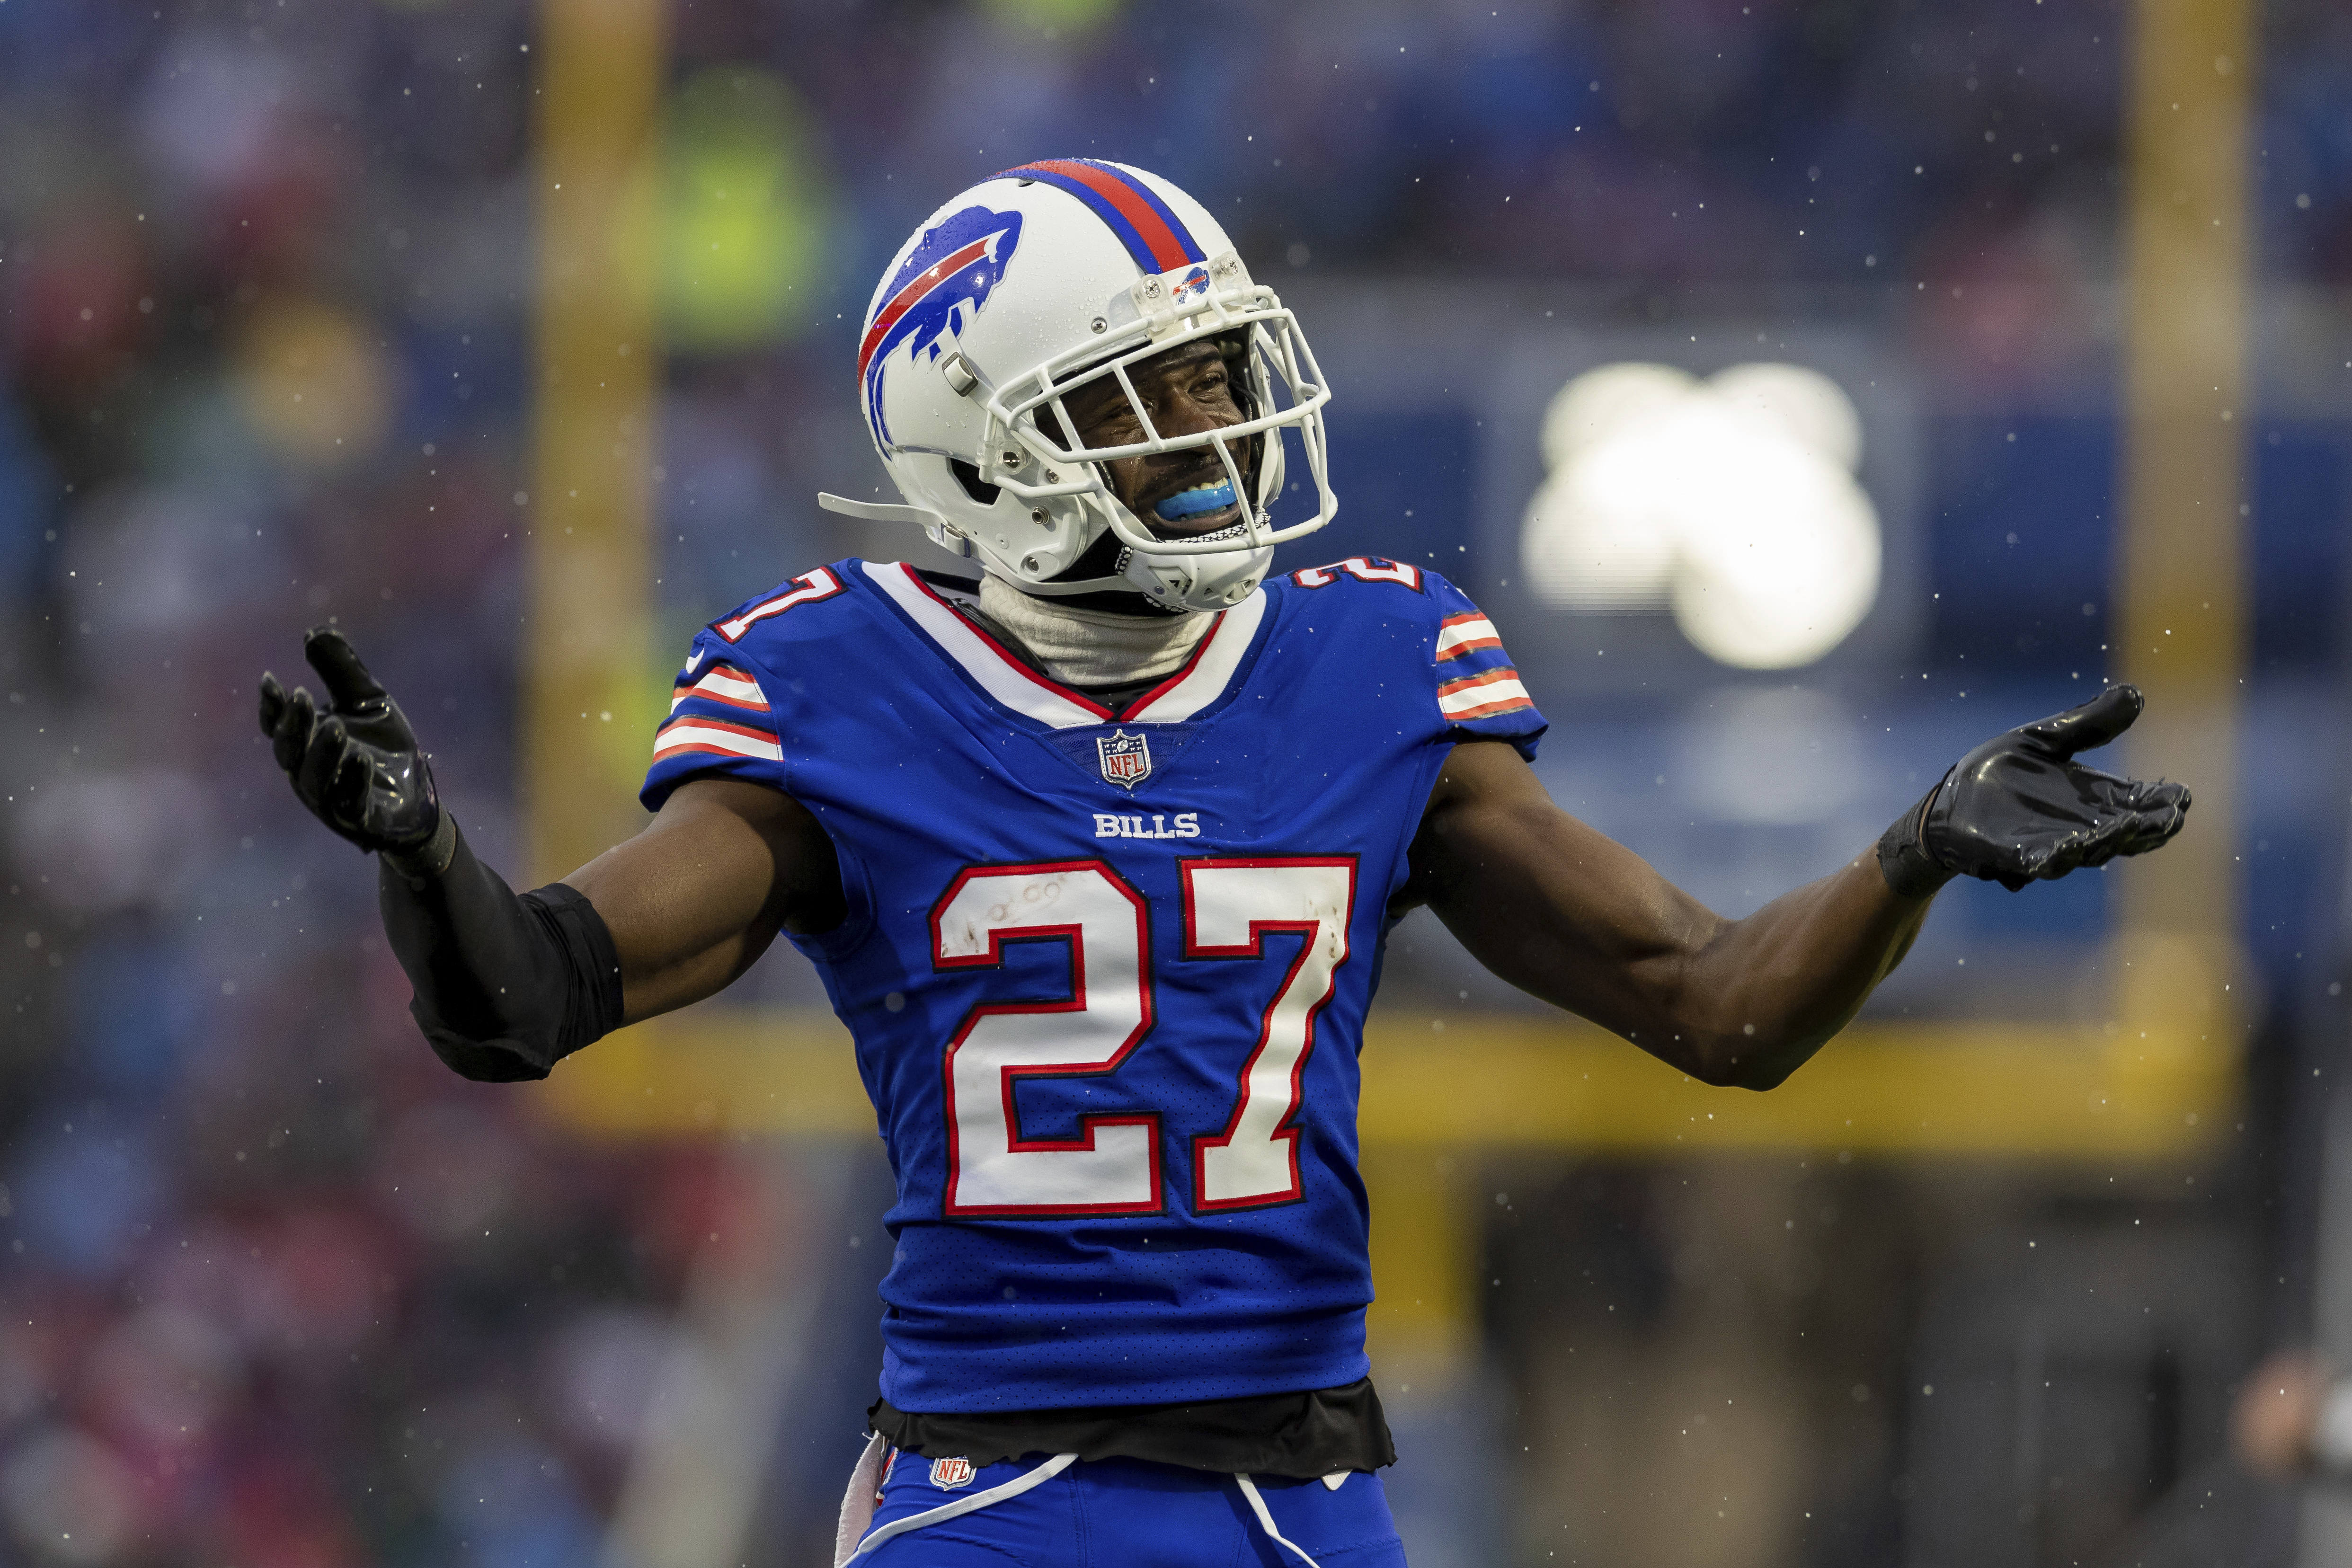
xmin=819 ymin=159 xmax=1337 ymax=612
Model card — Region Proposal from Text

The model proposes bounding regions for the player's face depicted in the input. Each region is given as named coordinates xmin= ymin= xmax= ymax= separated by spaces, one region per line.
xmin=1062 ymin=340 xmax=1249 ymax=538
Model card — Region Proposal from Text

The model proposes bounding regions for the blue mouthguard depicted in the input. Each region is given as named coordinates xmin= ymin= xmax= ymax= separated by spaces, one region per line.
xmin=1153 ymin=480 xmax=1237 ymax=523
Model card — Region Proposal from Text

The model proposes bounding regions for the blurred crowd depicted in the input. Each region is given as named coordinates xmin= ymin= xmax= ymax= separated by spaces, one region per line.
xmin=0 ymin=1 xmax=2346 ymax=1564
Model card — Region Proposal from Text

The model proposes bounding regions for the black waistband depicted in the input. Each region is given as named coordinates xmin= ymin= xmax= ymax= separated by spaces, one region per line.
xmin=868 ymin=1378 xmax=1396 ymax=1479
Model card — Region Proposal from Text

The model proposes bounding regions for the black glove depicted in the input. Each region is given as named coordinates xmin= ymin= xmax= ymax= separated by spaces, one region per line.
xmin=259 ymin=629 xmax=448 ymax=871
xmin=1877 ymin=684 xmax=2190 ymax=898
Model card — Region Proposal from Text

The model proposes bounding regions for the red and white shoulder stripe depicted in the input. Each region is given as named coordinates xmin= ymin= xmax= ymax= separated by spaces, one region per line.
xmin=671 ymin=662 xmax=770 ymax=716
xmin=1435 ymin=611 xmax=1503 ymax=662
xmin=651 ymin=712 xmax=782 ymax=765
xmin=1436 ymin=666 xmax=1533 ymax=723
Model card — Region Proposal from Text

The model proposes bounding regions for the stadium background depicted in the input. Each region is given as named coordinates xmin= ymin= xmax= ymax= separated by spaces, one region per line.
xmin=0 ymin=0 xmax=2347 ymax=1563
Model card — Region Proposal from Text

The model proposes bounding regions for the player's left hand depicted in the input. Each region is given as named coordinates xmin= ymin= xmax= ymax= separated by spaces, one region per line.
xmin=1877 ymin=684 xmax=2190 ymax=897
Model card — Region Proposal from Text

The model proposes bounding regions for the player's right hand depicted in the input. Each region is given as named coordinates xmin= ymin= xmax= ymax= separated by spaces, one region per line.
xmin=258 ymin=629 xmax=442 ymax=856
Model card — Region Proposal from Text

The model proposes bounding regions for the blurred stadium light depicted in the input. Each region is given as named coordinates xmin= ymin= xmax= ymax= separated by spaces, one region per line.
xmin=1518 ymin=361 xmax=1882 ymax=668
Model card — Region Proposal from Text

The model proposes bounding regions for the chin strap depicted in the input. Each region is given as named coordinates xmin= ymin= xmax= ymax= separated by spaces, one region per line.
xmin=818 ymin=492 xmax=950 ymax=530
xmin=1009 ymin=570 xmax=1147 ymax=600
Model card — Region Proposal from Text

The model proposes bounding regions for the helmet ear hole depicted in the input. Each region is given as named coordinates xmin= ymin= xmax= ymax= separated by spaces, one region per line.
xmin=949 ymin=459 xmax=1000 ymax=505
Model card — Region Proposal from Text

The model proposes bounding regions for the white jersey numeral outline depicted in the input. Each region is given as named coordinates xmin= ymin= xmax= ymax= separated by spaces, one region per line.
xmin=1182 ymin=858 xmax=1356 ymax=1211
xmin=932 ymin=861 xmax=1162 ymax=1217
xmin=926 ymin=856 xmax=1358 ymax=1217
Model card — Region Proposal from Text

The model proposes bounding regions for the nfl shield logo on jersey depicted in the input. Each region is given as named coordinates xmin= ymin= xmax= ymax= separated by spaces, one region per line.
xmin=1096 ymin=729 xmax=1152 ymax=790
xmin=929 ymin=1455 xmax=976 ymax=1490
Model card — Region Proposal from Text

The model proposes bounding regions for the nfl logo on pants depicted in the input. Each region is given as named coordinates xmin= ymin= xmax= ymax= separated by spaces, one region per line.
xmin=929 ymin=1455 xmax=976 ymax=1490
xmin=1096 ymin=729 xmax=1152 ymax=789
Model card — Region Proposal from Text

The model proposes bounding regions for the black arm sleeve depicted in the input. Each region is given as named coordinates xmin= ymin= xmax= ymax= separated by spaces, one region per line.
xmin=376 ymin=824 xmax=625 ymax=1081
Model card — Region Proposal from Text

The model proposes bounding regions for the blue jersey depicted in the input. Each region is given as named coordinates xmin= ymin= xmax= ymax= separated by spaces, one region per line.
xmin=640 ymin=556 xmax=1544 ymax=1412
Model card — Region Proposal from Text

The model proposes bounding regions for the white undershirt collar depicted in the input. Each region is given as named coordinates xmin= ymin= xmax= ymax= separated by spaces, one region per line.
xmin=976 ymin=573 xmax=1212 ymax=689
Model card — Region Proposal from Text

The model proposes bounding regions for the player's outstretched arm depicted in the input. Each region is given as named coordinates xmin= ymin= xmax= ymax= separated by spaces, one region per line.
xmin=559 ymin=777 xmax=842 ymax=1023
xmin=1402 ymin=685 xmax=2189 ymax=1090
xmin=260 ymin=630 xmax=840 ymax=1079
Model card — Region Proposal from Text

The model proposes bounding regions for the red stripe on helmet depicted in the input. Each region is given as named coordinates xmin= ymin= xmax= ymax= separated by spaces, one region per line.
xmin=1012 ymin=159 xmax=1196 ymax=273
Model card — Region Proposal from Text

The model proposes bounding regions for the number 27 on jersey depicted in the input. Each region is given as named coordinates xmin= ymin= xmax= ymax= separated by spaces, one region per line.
xmin=928 ymin=857 xmax=1357 ymax=1218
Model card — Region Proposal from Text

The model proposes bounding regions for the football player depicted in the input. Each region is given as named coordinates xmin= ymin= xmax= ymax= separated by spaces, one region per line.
xmin=260 ymin=161 xmax=2190 ymax=1567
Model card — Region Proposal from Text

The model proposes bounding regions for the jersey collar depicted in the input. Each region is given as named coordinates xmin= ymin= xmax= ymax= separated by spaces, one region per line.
xmin=865 ymin=560 xmax=1266 ymax=730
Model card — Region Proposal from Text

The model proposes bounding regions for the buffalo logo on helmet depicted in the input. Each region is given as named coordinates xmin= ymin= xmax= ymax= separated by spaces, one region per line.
xmin=1170 ymin=264 xmax=1211 ymax=306
xmin=928 ymin=1455 xmax=976 ymax=1490
xmin=858 ymin=205 xmax=1025 ymax=446
xmin=1096 ymin=729 xmax=1153 ymax=789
